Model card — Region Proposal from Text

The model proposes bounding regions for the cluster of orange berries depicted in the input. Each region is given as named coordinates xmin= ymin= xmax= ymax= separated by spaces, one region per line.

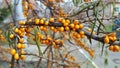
xmin=104 ymin=32 xmax=117 ymax=44
xmin=10 ymin=48 xmax=25 ymax=60
xmin=109 ymin=45 xmax=120 ymax=52
xmin=18 ymin=17 xmax=85 ymax=49
xmin=9 ymin=25 xmax=28 ymax=60
xmin=103 ymin=33 xmax=120 ymax=52
xmin=22 ymin=1 xmax=34 ymax=17
xmin=35 ymin=32 xmax=64 ymax=49
xmin=34 ymin=18 xmax=84 ymax=32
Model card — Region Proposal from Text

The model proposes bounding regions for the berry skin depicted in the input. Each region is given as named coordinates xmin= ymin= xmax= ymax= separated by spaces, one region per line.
xmin=49 ymin=18 xmax=54 ymax=22
xmin=17 ymin=43 xmax=22 ymax=49
xmin=109 ymin=45 xmax=113 ymax=51
xmin=70 ymin=24 xmax=74 ymax=28
xmin=14 ymin=53 xmax=19 ymax=60
xmin=20 ymin=55 xmax=25 ymax=60
xmin=79 ymin=24 xmax=84 ymax=29
xmin=10 ymin=49 xmax=16 ymax=55
xmin=9 ymin=34 xmax=14 ymax=39
xmin=35 ymin=18 xmax=39 ymax=24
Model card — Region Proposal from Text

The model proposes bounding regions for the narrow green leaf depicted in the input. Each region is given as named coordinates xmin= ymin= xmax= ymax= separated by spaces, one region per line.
xmin=34 ymin=27 xmax=43 ymax=56
xmin=104 ymin=58 xmax=108 ymax=65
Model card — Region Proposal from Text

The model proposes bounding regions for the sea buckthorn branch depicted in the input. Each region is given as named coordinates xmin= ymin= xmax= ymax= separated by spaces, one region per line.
xmin=22 ymin=19 xmax=120 ymax=46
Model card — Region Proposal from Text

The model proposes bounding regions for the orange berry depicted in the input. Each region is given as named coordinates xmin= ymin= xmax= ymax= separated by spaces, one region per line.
xmin=19 ymin=21 xmax=26 ymax=25
xmin=50 ymin=26 xmax=55 ymax=30
xmin=104 ymin=36 xmax=109 ymax=44
xmin=74 ymin=20 xmax=79 ymax=24
xmin=9 ymin=34 xmax=14 ymax=39
xmin=53 ymin=28 xmax=58 ymax=33
xmin=52 ymin=42 xmax=56 ymax=46
xmin=87 ymin=28 xmax=92 ymax=32
xmin=19 ymin=27 xmax=25 ymax=32
xmin=112 ymin=37 xmax=117 ymax=41
xmin=26 ymin=27 xmax=31 ymax=33
xmin=46 ymin=35 xmax=52 ymax=41
xmin=70 ymin=23 xmax=74 ymax=28
xmin=45 ymin=21 xmax=49 ymax=26
xmin=40 ymin=26 xmax=44 ymax=31
xmin=71 ymin=56 xmax=76 ymax=61
xmin=57 ymin=18 xmax=63 ymax=22
xmin=63 ymin=23 xmax=69 ymax=26
xmin=79 ymin=31 xmax=84 ymax=35
xmin=79 ymin=24 xmax=84 ymax=29
xmin=21 ymin=50 xmax=25 ymax=54
xmin=39 ymin=19 xmax=44 ymax=24
xmin=41 ymin=40 xmax=46 ymax=44
xmin=81 ymin=34 xmax=85 ymax=38
xmin=109 ymin=45 xmax=113 ymax=51
xmin=65 ymin=26 xmax=69 ymax=31
xmin=49 ymin=18 xmax=54 ymax=22
xmin=14 ymin=28 xmax=19 ymax=33
xmin=19 ymin=38 xmax=24 ymax=43
xmin=10 ymin=49 xmax=16 ymax=55
xmin=48 ymin=0 xmax=54 ymax=2
xmin=21 ymin=44 xmax=26 ymax=49
xmin=75 ymin=24 xmax=79 ymax=29
xmin=45 ymin=40 xmax=50 ymax=44
xmin=18 ymin=30 xmax=22 ymax=35
xmin=35 ymin=18 xmax=39 ymax=24
xmin=39 ymin=35 xmax=44 ymax=39
xmin=43 ymin=27 xmax=47 ymax=31
xmin=59 ymin=27 xmax=64 ymax=32
xmin=17 ymin=43 xmax=22 ymax=49
xmin=76 ymin=34 xmax=81 ymax=38
xmin=84 ymin=0 xmax=89 ymax=2
xmin=20 ymin=55 xmax=25 ymax=60
xmin=61 ymin=19 xmax=66 ymax=24
xmin=113 ymin=45 xmax=120 ymax=52
xmin=65 ymin=19 xmax=70 ymax=24
xmin=14 ymin=53 xmax=19 ymax=60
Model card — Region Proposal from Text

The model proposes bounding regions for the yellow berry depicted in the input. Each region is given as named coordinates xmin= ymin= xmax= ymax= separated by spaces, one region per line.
xmin=109 ymin=45 xmax=113 ymax=51
xmin=21 ymin=50 xmax=25 ymax=54
xmin=79 ymin=31 xmax=84 ymax=35
xmin=35 ymin=18 xmax=39 ymax=24
xmin=45 ymin=21 xmax=49 ymax=26
xmin=75 ymin=24 xmax=79 ymax=29
xmin=59 ymin=27 xmax=64 ymax=32
xmin=14 ymin=53 xmax=19 ymax=60
xmin=40 ymin=19 xmax=44 ymax=24
xmin=70 ymin=24 xmax=74 ymax=28
xmin=57 ymin=18 xmax=63 ymax=22
xmin=9 ymin=34 xmax=14 ymax=39
xmin=113 ymin=45 xmax=120 ymax=52
xmin=104 ymin=36 xmax=109 ymax=44
xmin=65 ymin=26 xmax=69 ymax=31
xmin=21 ymin=44 xmax=26 ymax=49
xmin=14 ymin=28 xmax=19 ymax=33
xmin=74 ymin=20 xmax=79 ymax=24
xmin=79 ymin=24 xmax=84 ymax=29
xmin=17 ymin=43 xmax=22 ymax=49
xmin=65 ymin=19 xmax=70 ymax=24
xmin=49 ymin=18 xmax=54 ymax=22
xmin=10 ymin=49 xmax=16 ymax=55
xmin=19 ymin=21 xmax=26 ymax=25
xmin=19 ymin=38 xmax=24 ymax=43
xmin=20 ymin=55 xmax=25 ymax=60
